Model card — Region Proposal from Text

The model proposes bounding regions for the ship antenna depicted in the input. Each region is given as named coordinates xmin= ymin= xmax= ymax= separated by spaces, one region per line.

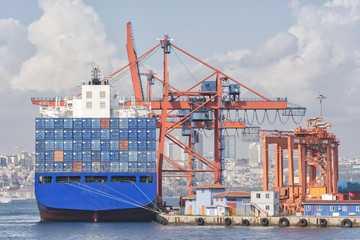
xmin=91 ymin=67 xmax=101 ymax=85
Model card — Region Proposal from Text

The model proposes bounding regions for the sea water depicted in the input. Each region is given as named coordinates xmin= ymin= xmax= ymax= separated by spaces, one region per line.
xmin=0 ymin=200 xmax=359 ymax=240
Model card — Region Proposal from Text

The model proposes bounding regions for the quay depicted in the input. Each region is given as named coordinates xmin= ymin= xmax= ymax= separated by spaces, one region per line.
xmin=156 ymin=214 xmax=359 ymax=228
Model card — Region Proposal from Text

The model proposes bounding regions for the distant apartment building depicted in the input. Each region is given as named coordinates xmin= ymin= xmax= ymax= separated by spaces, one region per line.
xmin=222 ymin=135 xmax=236 ymax=159
xmin=248 ymin=142 xmax=261 ymax=167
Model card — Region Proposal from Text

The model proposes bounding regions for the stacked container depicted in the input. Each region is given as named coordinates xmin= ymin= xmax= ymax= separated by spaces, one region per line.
xmin=35 ymin=117 xmax=157 ymax=173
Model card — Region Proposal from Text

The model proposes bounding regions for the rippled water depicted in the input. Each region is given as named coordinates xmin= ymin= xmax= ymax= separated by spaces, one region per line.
xmin=1 ymin=200 xmax=360 ymax=240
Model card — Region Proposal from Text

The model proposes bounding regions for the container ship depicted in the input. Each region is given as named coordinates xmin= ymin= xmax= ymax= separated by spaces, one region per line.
xmin=32 ymin=68 xmax=158 ymax=222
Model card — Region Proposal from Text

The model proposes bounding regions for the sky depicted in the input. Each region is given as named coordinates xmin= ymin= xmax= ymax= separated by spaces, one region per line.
xmin=0 ymin=0 xmax=359 ymax=158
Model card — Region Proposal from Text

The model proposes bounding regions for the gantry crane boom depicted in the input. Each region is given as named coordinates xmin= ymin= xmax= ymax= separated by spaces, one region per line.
xmin=126 ymin=22 xmax=144 ymax=102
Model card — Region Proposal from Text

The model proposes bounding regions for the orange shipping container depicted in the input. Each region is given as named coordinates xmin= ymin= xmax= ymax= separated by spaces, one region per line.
xmin=73 ymin=161 xmax=82 ymax=172
xmin=119 ymin=139 xmax=129 ymax=150
xmin=54 ymin=150 xmax=64 ymax=162
xmin=100 ymin=118 xmax=110 ymax=128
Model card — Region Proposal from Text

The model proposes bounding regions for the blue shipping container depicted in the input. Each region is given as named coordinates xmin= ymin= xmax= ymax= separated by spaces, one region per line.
xmin=54 ymin=118 xmax=64 ymax=128
xmin=54 ymin=129 xmax=64 ymax=139
xmin=100 ymin=140 xmax=110 ymax=150
xmin=129 ymin=151 xmax=138 ymax=161
xmin=128 ymin=118 xmax=138 ymax=128
xmin=54 ymin=140 xmax=63 ymax=150
xmin=36 ymin=129 xmax=45 ymax=139
xmin=44 ymin=162 xmax=54 ymax=171
xmin=147 ymin=151 xmax=157 ymax=162
xmin=137 ymin=140 xmax=147 ymax=150
xmin=102 ymin=162 xmax=110 ymax=172
xmin=119 ymin=151 xmax=129 ymax=161
xmin=63 ymin=151 xmax=73 ymax=161
xmin=128 ymin=129 xmax=137 ymax=140
xmin=45 ymin=140 xmax=54 ymax=150
xmin=82 ymin=151 xmax=92 ymax=161
xmin=120 ymin=162 xmax=128 ymax=172
xmin=146 ymin=129 xmax=156 ymax=139
xmin=146 ymin=140 xmax=156 ymax=151
xmin=146 ymin=162 xmax=156 ymax=172
xmin=92 ymin=118 xmax=101 ymax=128
xmin=63 ymin=140 xmax=73 ymax=150
xmin=35 ymin=151 xmax=45 ymax=161
xmin=128 ymin=140 xmax=137 ymax=150
xmin=110 ymin=118 xmax=119 ymax=128
xmin=110 ymin=140 xmax=119 ymax=150
xmin=63 ymin=129 xmax=73 ymax=139
xmin=101 ymin=151 xmax=110 ymax=161
xmin=35 ymin=140 xmax=45 ymax=151
xmin=64 ymin=118 xmax=73 ymax=128
xmin=54 ymin=162 xmax=64 ymax=172
xmin=73 ymin=151 xmax=82 ymax=161
xmin=92 ymin=151 xmax=101 ymax=161
xmin=91 ymin=129 xmax=101 ymax=139
xmin=138 ymin=151 xmax=147 ymax=161
xmin=110 ymin=162 xmax=120 ymax=172
xmin=92 ymin=140 xmax=101 ymax=150
xmin=119 ymin=118 xmax=128 ymax=128
xmin=73 ymin=140 xmax=83 ymax=151
xmin=82 ymin=118 xmax=92 ymax=128
xmin=137 ymin=161 xmax=147 ymax=171
xmin=44 ymin=129 xmax=54 ymax=139
xmin=82 ymin=129 xmax=92 ymax=139
xmin=119 ymin=129 xmax=129 ymax=139
xmin=82 ymin=162 xmax=92 ymax=172
xmin=110 ymin=129 xmax=120 ymax=139
xmin=73 ymin=118 xmax=83 ymax=128
xmin=82 ymin=140 xmax=92 ymax=150
xmin=35 ymin=162 xmax=45 ymax=172
xmin=35 ymin=118 xmax=45 ymax=128
xmin=128 ymin=162 xmax=138 ymax=171
xmin=101 ymin=129 xmax=110 ymax=139
xmin=146 ymin=118 xmax=156 ymax=128
xmin=137 ymin=118 xmax=147 ymax=128
xmin=63 ymin=161 xmax=73 ymax=171
xmin=92 ymin=162 xmax=101 ymax=172
xmin=73 ymin=129 xmax=82 ymax=139
xmin=44 ymin=151 xmax=54 ymax=161
xmin=110 ymin=151 xmax=119 ymax=161
xmin=137 ymin=129 xmax=147 ymax=139
xmin=44 ymin=118 xmax=54 ymax=128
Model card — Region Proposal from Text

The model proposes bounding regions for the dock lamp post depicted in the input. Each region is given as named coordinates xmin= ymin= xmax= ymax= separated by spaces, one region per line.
xmin=316 ymin=94 xmax=327 ymax=118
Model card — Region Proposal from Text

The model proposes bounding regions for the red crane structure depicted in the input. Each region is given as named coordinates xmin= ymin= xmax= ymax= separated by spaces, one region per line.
xmin=260 ymin=118 xmax=339 ymax=214
xmin=31 ymin=22 xmax=306 ymax=206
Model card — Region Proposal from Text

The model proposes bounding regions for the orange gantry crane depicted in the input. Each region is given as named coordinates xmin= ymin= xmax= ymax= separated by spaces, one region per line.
xmin=260 ymin=118 xmax=339 ymax=214
xmin=31 ymin=22 xmax=306 ymax=205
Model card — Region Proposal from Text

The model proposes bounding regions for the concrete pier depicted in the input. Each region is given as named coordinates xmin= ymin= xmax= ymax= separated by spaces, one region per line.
xmin=156 ymin=214 xmax=359 ymax=228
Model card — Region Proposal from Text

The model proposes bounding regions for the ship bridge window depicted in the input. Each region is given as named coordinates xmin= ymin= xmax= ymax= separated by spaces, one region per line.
xmin=85 ymin=176 xmax=107 ymax=183
xmin=86 ymin=91 xmax=92 ymax=99
xmin=86 ymin=101 xmax=92 ymax=109
xmin=111 ymin=176 xmax=136 ymax=183
xmin=100 ymin=101 xmax=106 ymax=109
xmin=39 ymin=176 xmax=52 ymax=184
xmin=56 ymin=176 xmax=81 ymax=183
xmin=100 ymin=91 xmax=106 ymax=99
xmin=140 ymin=176 xmax=153 ymax=183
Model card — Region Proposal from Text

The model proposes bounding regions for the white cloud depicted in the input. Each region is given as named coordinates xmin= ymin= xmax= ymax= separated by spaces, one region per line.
xmin=0 ymin=18 xmax=34 ymax=91
xmin=200 ymin=0 xmax=360 ymax=117
xmin=10 ymin=0 xmax=119 ymax=92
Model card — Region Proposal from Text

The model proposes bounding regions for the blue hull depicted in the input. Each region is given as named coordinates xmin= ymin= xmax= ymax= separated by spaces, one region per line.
xmin=35 ymin=172 xmax=157 ymax=222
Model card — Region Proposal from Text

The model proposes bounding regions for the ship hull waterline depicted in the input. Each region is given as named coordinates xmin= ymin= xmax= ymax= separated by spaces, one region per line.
xmin=37 ymin=201 xmax=157 ymax=222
